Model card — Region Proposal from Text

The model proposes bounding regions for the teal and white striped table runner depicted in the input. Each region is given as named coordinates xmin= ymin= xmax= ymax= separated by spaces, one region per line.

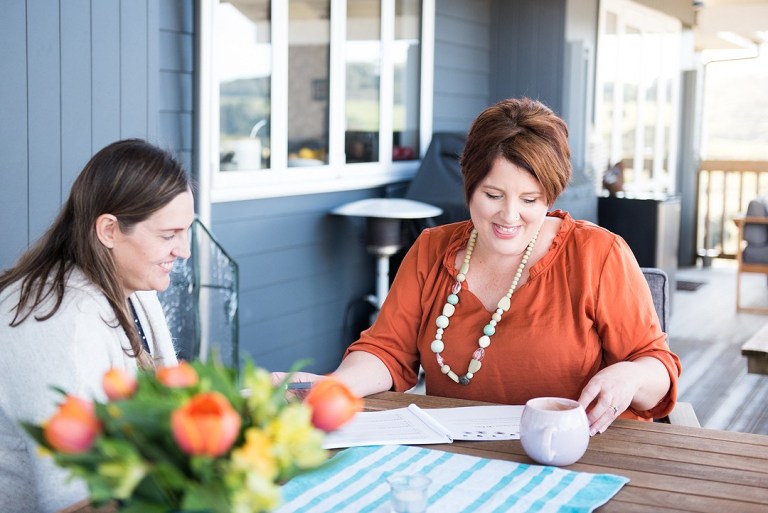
xmin=277 ymin=445 xmax=629 ymax=512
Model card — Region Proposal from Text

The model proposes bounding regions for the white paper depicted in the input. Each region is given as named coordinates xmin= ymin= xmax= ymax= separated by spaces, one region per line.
xmin=321 ymin=403 xmax=523 ymax=449
xmin=322 ymin=405 xmax=451 ymax=449
xmin=424 ymin=405 xmax=523 ymax=441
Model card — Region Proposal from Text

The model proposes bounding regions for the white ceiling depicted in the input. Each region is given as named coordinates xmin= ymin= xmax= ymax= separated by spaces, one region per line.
xmin=694 ymin=0 xmax=768 ymax=50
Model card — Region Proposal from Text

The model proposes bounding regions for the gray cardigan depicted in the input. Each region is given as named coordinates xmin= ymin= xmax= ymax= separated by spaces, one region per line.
xmin=0 ymin=268 xmax=178 ymax=513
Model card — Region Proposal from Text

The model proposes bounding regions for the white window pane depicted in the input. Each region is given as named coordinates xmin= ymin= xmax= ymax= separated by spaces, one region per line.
xmin=288 ymin=0 xmax=330 ymax=167
xmin=218 ymin=0 xmax=271 ymax=171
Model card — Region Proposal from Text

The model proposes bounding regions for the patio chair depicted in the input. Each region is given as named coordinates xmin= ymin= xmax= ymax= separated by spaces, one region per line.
xmin=158 ymin=217 xmax=239 ymax=372
xmin=641 ymin=267 xmax=700 ymax=427
xmin=733 ymin=197 xmax=768 ymax=314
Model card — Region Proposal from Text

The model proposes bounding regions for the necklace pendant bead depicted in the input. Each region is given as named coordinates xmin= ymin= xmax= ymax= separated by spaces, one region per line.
xmin=483 ymin=324 xmax=495 ymax=336
xmin=491 ymin=312 xmax=501 ymax=322
xmin=458 ymin=375 xmax=471 ymax=385
xmin=436 ymin=315 xmax=449 ymax=329
xmin=430 ymin=339 xmax=445 ymax=353
xmin=478 ymin=335 xmax=491 ymax=348
xmin=459 ymin=262 xmax=470 ymax=275
xmin=472 ymin=347 xmax=485 ymax=361
xmin=467 ymin=358 xmax=482 ymax=374
xmin=436 ymin=354 xmax=444 ymax=366
xmin=497 ymin=296 xmax=511 ymax=312
xmin=447 ymin=293 xmax=459 ymax=305
xmin=447 ymin=370 xmax=460 ymax=383
xmin=452 ymin=281 xmax=462 ymax=294
xmin=442 ymin=303 xmax=456 ymax=317
xmin=440 ymin=364 xmax=451 ymax=374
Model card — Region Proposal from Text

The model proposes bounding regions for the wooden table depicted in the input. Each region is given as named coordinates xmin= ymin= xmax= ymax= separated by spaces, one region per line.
xmin=59 ymin=392 xmax=768 ymax=513
xmin=365 ymin=392 xmax=768 ymax=513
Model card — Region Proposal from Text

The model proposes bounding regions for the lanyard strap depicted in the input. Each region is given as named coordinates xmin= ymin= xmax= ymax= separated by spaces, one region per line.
xmin=128 ymin=298 xmax=151 ymax=355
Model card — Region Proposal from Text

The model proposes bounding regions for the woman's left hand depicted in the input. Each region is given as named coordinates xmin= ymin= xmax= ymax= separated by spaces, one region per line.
xmin=577 ymin=362 xmax=638 ymax=436
xmin=577 ymin=356 xmax=671 ymax=436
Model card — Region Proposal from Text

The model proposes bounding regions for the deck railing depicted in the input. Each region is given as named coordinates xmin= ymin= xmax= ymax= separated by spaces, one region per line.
xmin=697 ymin=160 xmax=768 ymax=258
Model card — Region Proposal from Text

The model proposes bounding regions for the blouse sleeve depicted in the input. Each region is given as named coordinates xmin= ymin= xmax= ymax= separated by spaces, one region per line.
xmin=344 ymin=228 xmax=436 ymax=391
xmin=595 ymin=237 xmax=682 ymax=419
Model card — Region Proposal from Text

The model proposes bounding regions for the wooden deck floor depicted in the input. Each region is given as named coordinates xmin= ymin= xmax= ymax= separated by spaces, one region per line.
xmin=672 ymin=260 xmax=768 ymax=435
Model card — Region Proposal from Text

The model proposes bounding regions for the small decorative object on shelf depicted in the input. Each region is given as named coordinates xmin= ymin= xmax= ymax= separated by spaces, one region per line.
xmin=23 ymin=359 xmax=361 ymax=513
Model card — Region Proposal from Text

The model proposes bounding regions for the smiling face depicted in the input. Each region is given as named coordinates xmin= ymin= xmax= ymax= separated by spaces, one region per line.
xmin=111 ymin=190 xmax=195 ymax=297
xmin=468 ymin=157 xmax=549 ymax=257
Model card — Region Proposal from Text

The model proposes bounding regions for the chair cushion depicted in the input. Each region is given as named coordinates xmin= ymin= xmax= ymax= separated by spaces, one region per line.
xmin=743 ymin=243 xmax=768 ymax=264
xmin=744 ymin=199 xmax=768 ymax=246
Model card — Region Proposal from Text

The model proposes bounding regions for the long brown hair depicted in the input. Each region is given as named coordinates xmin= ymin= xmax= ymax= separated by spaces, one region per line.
xmin=0 ymin=139 xmax=192 ymax=366
xmin=460 ymin=97 xmax=572 ymax=206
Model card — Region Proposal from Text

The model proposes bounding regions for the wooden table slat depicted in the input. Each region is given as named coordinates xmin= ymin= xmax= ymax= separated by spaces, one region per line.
xmin=608 ymin=487 xmax=768 ymax=513
xmin=587 ymin=437 xmax=767 ymax=475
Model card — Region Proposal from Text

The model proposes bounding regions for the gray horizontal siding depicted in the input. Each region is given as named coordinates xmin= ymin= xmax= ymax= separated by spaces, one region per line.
xmin=490 ymin=0 xmax=565 ymax=114
xmin=212 ymin=189 xmax=383 ymax=373
xmin=0 ymin=1 xmax=29 ymax=269
xmin=432 ymin=0 xmax=492 ymax=133
xmin=0 ymin=0 xmax=193 ymax=271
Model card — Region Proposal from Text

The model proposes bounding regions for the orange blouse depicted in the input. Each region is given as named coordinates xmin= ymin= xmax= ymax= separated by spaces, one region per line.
xmin=345 ymin=211 xmax=682 ymax=420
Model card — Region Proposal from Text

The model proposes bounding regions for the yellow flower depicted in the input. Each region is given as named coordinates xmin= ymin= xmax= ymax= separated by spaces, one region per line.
xmin=267 ymin=403 xmax=327 ymax=473
xmin=230 ymin=474 xmax=281 ymax=513
xmin=242 ymin=367 xmax=279 ymax=421
xmin=228 ymin=428 xmax=282 ymax=513
xmin=230 ymin=428 xmax=278 ymax=480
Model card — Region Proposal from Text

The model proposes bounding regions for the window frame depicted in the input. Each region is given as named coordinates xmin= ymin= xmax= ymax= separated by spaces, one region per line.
xmin=200 ymin=0 xmax=435 ymax=203
xmin=595 ymin=0 xmax=682 ymax=195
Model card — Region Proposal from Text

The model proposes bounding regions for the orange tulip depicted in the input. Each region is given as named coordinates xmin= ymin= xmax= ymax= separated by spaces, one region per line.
xmin=156 ymin=361 xmax=199 ymax=388
xmin=43 ymin=396 xmax=101 ymax=454
xmin=305 ymin=378 xmax=363 ymax=432
xmin=103 ymin=368 xmax=137 ymax=401
xmin=171 ymin=392 xmax=241 ymax=457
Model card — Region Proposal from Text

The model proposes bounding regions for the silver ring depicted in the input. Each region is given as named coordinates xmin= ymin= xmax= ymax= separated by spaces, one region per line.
xmin=610 ymin=405 xmax=618 ymax=415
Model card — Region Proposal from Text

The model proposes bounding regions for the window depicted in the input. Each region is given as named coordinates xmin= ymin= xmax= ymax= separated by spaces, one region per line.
xmin=595 ymin=0 xmax=682 ymax=195
xmin=206 ymin=0 xmax=431 ymax=202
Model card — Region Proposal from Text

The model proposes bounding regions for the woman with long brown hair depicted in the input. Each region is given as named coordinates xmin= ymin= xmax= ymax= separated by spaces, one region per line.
xmin=0 ymin=139 xmax=194 ymax=512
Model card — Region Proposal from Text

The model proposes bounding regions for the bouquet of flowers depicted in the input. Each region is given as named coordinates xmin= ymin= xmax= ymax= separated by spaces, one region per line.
xmin=23 ymin=359 xmax=363 ymax=513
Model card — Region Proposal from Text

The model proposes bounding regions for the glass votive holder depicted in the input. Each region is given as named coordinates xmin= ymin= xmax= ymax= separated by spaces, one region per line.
xmin=387 ymin=473 xmax=431 ymax=513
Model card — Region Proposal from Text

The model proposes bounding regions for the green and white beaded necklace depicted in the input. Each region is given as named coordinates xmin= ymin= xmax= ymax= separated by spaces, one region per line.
xmin=431 ymin=227 xmax=539 ymax=385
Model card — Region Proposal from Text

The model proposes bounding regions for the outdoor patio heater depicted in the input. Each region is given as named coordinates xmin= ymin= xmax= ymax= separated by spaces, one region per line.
xmin=332 ymin=198 xmax=443 ymax=310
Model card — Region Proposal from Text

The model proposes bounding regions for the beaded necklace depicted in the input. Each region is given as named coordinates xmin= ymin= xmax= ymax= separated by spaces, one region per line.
xmin=430 ymin=227 xmax=539 ymax=385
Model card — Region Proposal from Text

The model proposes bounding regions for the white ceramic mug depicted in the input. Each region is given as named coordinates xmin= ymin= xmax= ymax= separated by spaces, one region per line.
xmin=520 ymin=397 xmax=589 ymax=467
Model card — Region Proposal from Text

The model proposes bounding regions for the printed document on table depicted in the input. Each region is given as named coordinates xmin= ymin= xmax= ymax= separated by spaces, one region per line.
xmin=322 ymin=403 xmax=523 ymax=449
xmin=425 ymin=405 xmax=523 ymax=441
xmin=322 ymin=404 xmax=452 ymax=449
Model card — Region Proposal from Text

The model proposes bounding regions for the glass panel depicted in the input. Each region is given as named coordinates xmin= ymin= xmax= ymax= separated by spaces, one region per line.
xmin=393 ymin=0 xmax=421 ymax=161
xmin=660 ymin=31 xmax=678 ymax=185
xmin=642 ymin=31 xmax=660 ymax=184
xmin=598 ymin=11 xmax=617 ymax=173
xmin=345 ymin=0 xmax=381 ymax=163
xmin=218 ymin=0 xmax=271 ymax=171
xmin=288 ymin=0 xmax=330 ymax=167
xmin=621 ymin=25 xmax=641 ymax=185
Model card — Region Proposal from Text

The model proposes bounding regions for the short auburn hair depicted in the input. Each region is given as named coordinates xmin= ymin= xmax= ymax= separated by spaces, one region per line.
xmin=460 ymin=97 xmax=571 ymax=206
